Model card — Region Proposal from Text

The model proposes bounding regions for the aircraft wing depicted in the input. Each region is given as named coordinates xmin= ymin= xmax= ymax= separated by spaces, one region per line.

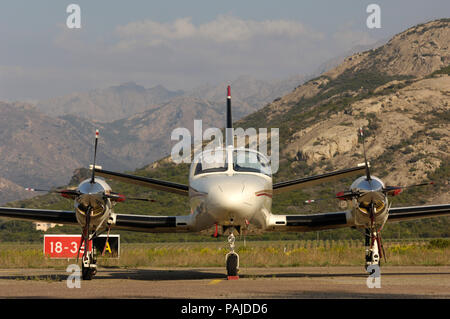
xmin=387 ymin=204 xmax=450 ymax=222
xmin=0 ymin=207 xmax=191 ymax=233
xmin=267 ymin=203 xmax=450 ymax=232
xmin=0 ymin=207 xmax=78 ymax=225
xmin=94 ymin=168 xmax=189 ymax=196
xmin=111 ymin=204 xmax=450 ymax=233
xmin=273 ymin=166 xmax=366 ymax=194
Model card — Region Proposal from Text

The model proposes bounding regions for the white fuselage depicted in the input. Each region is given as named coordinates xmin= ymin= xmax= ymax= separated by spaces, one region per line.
xmin=187 ymin=147 xmax=273 ymax=232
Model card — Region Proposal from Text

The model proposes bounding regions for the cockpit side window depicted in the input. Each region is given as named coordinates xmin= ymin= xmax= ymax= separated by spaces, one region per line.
xmin=233 ymin=150 xmax=271 ymax=176
xmin=194 ymin=150 xmax=228 ymax=175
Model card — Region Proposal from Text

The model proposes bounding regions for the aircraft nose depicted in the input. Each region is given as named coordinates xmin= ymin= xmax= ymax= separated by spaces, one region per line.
xmin=207 ymin=183 xmax=256 ymax=222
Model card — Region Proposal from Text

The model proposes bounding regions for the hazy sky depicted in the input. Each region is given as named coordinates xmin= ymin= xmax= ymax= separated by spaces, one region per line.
xmin=0 ymin=0 xmax=448 ymax=101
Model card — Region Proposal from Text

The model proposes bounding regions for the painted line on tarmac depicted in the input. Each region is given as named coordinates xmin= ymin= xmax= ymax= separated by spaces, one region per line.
xmin=208 ymin=279 xmax=223 ymax=285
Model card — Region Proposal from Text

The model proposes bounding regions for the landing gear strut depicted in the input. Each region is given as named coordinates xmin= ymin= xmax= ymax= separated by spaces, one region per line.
xmin=225 ymin=232 xmax=239 ymax=276
xmin=77 ymin=206 xmax=98 ymax=280
xmin=365 ymin=228 xmax=380 ymax=270
xmin=364 ymin=202 xmax=387 ymax=270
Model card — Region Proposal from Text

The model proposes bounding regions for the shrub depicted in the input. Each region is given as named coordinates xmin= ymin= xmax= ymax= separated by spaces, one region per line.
xmin=427 ymin=239 xmax=450 ymax=249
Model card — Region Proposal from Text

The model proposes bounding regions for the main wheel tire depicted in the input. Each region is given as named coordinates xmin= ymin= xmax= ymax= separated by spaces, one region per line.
xmin=82 ymin=266 xmax=94 ymax=280
xmin=226 ymin=253 xmax=238 ymax=276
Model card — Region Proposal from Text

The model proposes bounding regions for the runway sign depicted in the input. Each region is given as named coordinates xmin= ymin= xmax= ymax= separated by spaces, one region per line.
xmin=92 ymin=235 xmax=120 ymax=258
xmin=44 ymin=234 xmax=120 ymax=259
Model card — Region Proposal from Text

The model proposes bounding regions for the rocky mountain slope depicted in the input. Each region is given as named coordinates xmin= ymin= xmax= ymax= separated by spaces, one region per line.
xmin=36 ymin=82 xmax=184 ymax=122
xmin=0 ymin=102 xmax=132 ymax=196
xmin=0 ymin=177 xmax=34 ymax=205
xmin=238 ymin=19 xmax=449 ymax=201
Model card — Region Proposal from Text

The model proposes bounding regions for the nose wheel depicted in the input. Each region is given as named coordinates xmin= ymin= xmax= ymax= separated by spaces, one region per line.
xmin=225 ymin=233 xmax=239 ymax=277
xmin=81 ymin=245 xmax=97 ymax=280
xmin=82 ymin=258 xmax=97 ymax=280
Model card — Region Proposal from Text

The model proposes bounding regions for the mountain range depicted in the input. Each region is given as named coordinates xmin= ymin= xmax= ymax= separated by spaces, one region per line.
xmin=0 ymin=74 xmax=308 ymax=204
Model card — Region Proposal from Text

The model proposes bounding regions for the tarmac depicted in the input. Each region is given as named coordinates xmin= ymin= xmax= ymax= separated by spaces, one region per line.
xmin=0 ymin=266 xmax=448 ymax=299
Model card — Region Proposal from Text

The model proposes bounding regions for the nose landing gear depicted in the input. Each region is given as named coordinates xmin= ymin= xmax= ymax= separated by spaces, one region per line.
xmin=225 ymin=233 xmax=239 ymax=277
xmin=81 ymin=247 xmax=97 ymax=280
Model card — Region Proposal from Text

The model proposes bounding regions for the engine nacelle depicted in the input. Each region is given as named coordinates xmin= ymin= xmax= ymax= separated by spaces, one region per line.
xmin=74 ymin=178 xmax=112 ymax=230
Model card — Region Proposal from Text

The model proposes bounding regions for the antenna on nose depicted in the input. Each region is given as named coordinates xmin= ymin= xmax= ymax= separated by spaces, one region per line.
xmin=90 ymin=129 xmax=99 ymax=184
xmin=359 ymin=127 xmax=371 ymax=181
xmin=226 ymin=85 xmax=233 ymax=147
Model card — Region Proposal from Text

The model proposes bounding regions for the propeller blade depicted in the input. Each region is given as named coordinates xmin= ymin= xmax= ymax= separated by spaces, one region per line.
xmin=90 ymin=129 xmax=99 ymax=184
xmin=25 ymin=188 xmax=81 ymax=199
xmin=84 ymin=206 xmax=91 ymax=259
xmin=336 ymin=190 xmax=360 ymax=200
xmin=303 ymin=198 xmax=326 ymax=204
xmin=359 ymin=127 xmax=371 ymax=181
xmin=105 ymin=193 xmax=156 ymax=203
xmin=127 ymin=197 xmax=157 ymax=202
xmin=25 ymin=187 xmax=51 ymax=192
xmin=303 ymin=189 xmax=361 ymax=204
xmin=383 ymin=182 xmax=434 ymax=196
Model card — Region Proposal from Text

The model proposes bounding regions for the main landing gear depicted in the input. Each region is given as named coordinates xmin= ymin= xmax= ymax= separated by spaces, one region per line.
xmin=365 ymin=228 xmax=379 ymax=270
xmin=364 ymin=227 xmax=386 ymax=270
xmin=225 ymin=232 xmax=239 ymax=277
xmin=77 ymin=206 xmax=98 ymax=281
xmin=363 ymin=202 xmax=387 ymax=270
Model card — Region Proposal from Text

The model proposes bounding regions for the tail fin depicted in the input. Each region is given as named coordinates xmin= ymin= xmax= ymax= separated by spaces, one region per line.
xmin=226 ymin=85 xmax=233 ymax=147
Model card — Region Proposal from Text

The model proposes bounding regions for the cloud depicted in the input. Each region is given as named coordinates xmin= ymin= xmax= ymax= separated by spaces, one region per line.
xmin=114 ymin=15 xmax=323 ymax=50
xmin=1 ymin=15 xmax=377 ymax=100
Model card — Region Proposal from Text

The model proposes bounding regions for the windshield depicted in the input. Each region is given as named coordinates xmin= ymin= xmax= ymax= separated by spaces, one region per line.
xmin=194 ymin=149 xmax=228 ymax=175
xmin=233 ymin=150 xmax=271 ymax=176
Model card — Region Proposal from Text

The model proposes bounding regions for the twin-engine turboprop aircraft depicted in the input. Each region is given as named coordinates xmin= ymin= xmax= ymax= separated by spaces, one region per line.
xmin=0 ymin=86 xmax=449 ymax=279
